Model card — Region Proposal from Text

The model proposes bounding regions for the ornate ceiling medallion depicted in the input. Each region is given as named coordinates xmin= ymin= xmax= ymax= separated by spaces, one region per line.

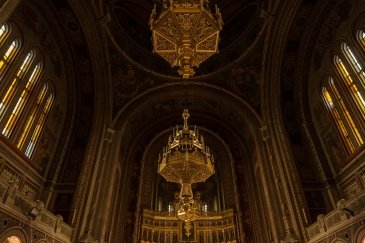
xmin=150 ymin=0 xmax=223 ymax=78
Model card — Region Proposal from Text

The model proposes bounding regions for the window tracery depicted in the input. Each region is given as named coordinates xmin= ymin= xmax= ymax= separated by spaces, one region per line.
xmin=0 ymin=39 xmax=20 ymax=76
xmin=2 ymin=62 xmax=42 ymax=138
xmin=24 ymin=86 xmax=54 ymax=158
xmin=342 ymin=42 xmax=365 ymax=85
xmin=335 ymin=55 xmax=365 ymax=118
xmin=0 ymin=23 xmax=10 ymax=44
xmin=0 ymin=22 xmax=55 ymax=160
xmin=0 ymin=50 xmax=34 ymax=135
xmin=322 ymin=77 xmax=363 ymax=154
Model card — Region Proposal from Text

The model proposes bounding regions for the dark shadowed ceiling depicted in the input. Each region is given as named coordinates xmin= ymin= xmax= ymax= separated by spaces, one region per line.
xmin=108 ymin=0 xmax=264 ymax=78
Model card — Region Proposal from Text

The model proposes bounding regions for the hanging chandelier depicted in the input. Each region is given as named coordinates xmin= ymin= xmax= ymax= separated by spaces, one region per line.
xmin=158 ymin=109 xmax=214 ymax=226
xmin=149 ymin=0 xmax=223 ymax=79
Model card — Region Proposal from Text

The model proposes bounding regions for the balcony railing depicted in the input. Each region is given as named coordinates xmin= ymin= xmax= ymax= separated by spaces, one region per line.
xmin=306 ymin=191 xmax=365 ymax=242
xmin=0 ymin=179 xmax=73 ymax=242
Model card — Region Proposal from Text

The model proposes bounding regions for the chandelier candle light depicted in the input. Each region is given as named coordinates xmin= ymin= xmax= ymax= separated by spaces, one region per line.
xmin=150 ymin=0 xmax=223 ymax=79
xmin=158 ymin=109 xmax=215 ymax=235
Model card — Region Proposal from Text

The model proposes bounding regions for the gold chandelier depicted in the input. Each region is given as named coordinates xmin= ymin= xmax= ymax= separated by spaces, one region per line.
xmin=158 ymin=109 xmax=214 ymax=225
xmin=149 ymin=0 xmax=223 ymax=79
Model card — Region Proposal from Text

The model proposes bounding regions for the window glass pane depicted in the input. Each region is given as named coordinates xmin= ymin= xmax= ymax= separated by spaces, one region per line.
xmin=322 ymin=77 xmax=363 ymax=154
xmin=0 ymin=24 xmax=5 ymax=38
xmin=0 ymin=51 xmax=34 ymax=127
xmin=0 ymin=23 xmax=9 ymax=45
xmin=25 ymin=92 xmax=53 ymax=158
xmin=342 ymin=43 xmax=365 ymax=86
xmin=2 ymin=63 xmax=42 ymax=137
xmin=335 ymin=55 xmax=365 ymax=118
xmin=358 ymin=30 xmax=365 ymax=49
xmin=0 ymin=39 xmax=19 ymax=77
xmin=17 ymin=83 xmax=48 ymax=149
xmin=323 ymin=87 xmax=355 ymax=153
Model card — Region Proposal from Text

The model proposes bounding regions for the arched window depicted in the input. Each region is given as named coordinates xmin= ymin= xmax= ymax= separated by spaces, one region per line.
xmin=2 ymin=62 xmax=42 ymax=138
xmin=16 ymin=78 xmax=47 ymax=150
xmin=4 ymin=236 xmax=22 ymax=243
xmin=0 ymin=39 xmax=20 ymax=77
xmin=334 ymin=55 xmax=365 ymax=119
xmin=0 ymin=51 xmax=34 ymax=121
xmin=25 ymin=85 xmax=54 ymax=158
xmin=341 ymin=42 xmax=365 ymax=84
xmin=0 ymin=23 xmax=55 ymax=160
xmin=357 ymin=30 xmax=365 ymax=49
xmin=322 ymin=77 xmax=363 ymax=153
xmin=0 ymin=23 xmax=10 ymax=45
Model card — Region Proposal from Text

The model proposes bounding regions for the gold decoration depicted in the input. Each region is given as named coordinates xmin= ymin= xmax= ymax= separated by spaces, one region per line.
xmin=150 ymin=0 xmax=223 ymax=78
xmin=158 ymin=109 xmax=215 ymax=224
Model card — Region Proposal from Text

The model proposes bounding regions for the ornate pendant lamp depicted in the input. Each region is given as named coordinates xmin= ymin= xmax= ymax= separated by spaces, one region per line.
xmin=149 ymin=0 xmax=223 ymax=79
xmin=158 ymin=109 xmax=215 ymax=228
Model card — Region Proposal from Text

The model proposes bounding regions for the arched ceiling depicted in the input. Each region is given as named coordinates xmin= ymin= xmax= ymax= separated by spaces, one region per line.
xmin=107 ymin=0 xmax=265 ymax=79
xmin=106 ymin=0 xmax=267 ymax=170
xmin=113 ymin=82 xmax=261 ymax=166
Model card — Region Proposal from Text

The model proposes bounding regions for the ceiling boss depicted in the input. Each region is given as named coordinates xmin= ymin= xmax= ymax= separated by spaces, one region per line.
xmin=149 ymin=0 xmax=223 ymax=79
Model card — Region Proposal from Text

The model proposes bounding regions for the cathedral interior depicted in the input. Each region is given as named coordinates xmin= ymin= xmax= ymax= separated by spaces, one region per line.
xmin=0 ymin=0 xmax=365 ymax=242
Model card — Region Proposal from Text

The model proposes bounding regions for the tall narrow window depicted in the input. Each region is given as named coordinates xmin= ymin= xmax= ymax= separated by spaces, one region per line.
xmin=16 ymin=83 xmax=47 ymax=149
xmin=0 ymin=39 xmax=19 ymax=76
xmin=323 ymin=78 xmax=363 ymax=153
xmin=0 ymin=51 xmax=34 ymax=122
xmin=335 ymin=55 xmax=365 ymax=118
xmin=25 ymin=91 xmax=54 ymax=158
xmin=2 ymin=62 xmax=42 ymax=137
xmin=0 ymin=23 xmax=10 ymax=45
xmin=357 ymin=30 xmax=365 ymax=49
xmin=342 ymin=43 xmax=365 ymax=84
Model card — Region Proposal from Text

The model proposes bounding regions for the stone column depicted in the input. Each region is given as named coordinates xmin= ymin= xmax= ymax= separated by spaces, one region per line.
xmin=93 ymin=128 xmax=120 ymax=242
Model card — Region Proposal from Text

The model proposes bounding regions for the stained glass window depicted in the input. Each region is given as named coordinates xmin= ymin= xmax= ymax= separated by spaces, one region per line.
xmin=322 ymin=77 xmax=363 ymax=153
xmin=0 ymin=51 xmax=34 ymax=136
xmin=357 ymin=30 xmax=365 ymax=49
xmin=16 ymin=83 xmax=48 ymax=150
xmin=25 ymin=89 xmax=54 ymax=158
xmin=335 ymin=55 xmax=365 ymax=119
xmin=0 ymin=39 xmax=19 ymax=77
xmin=0 ymin=22 xmax=55 ymax=159
xmin=2 ymin=62 xmax=42 ymax=137
xmin=0 ymin=23 xmax=9 ymax=45
xmin=342 ymin=42 xmax=365 ymax=84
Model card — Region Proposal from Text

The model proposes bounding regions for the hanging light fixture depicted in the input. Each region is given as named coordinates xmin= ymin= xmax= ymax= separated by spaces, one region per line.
xmin=149 ymin=0 xmax=223 ymax=79
xmin=158 ymin=109 xmax=215 ymax=233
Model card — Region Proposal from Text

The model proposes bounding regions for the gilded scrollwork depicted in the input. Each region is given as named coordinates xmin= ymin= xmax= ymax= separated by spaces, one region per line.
xmin=158 ymin=17 xmax=180 ymax=41
xmin=197 ymin=33 xmax=217 ymax=51
xmin=176 ymin=13 xmax=197 ymax=35
xmin=193 ymin=17 xmax=215 ymax=43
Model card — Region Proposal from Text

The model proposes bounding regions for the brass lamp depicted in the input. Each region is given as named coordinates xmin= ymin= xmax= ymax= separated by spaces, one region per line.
xmin=158 ymin=109 xmax=214 ymax=228
xmin=150 ymin=0 xmax=223 ymax=78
